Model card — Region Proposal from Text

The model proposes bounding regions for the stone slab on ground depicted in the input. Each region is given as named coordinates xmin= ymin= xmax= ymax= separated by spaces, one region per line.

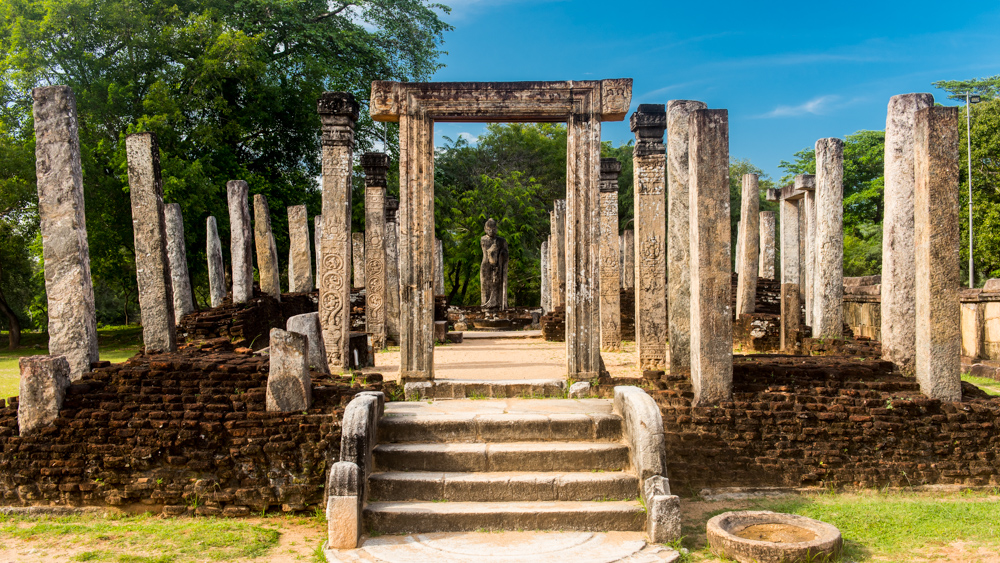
xmin=324 ymin=531 xmax=679 ymax=563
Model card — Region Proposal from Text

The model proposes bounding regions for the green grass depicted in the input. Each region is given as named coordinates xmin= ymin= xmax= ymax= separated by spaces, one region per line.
xmin=0 ymin=326 xmax=143 ymax=398
xmin=962 ymin=373 xmax=1000 ymax=396
xmin=0 ymin=513 xmax=280 ymax=562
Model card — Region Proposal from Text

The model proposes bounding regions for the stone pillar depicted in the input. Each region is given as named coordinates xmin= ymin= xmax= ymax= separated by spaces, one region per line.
xmin=622 ymin=229 xmax=635 ymax=291
xmin=352 ymin=232 xmax=366 ymax=288
xmin=314 ymin=215 xmax=324 ymax=286
xmin=206 ymin=216 xmax=227 ymax=308
xmin=780 ymin=198 xmax=801 ymax=351
xmin=914 ymin=106 xmax=961 ymax=401
xmin=758 ymin=211 xmax=776 ymax=279
xmin=688 ymin=109 xmax=732 ymax=405
xmin=317 ymin=92 xmax=358 ymax=372
xmin=253 ymin=194 xmax=281 ymax=300
xmin=31 ymin=85 xmax=99 ymax=378
xmin=541 ymin=239 xmax=550 ymax=312
xmin=631 ymin=104 xmax=667 ymax=370
xmin=735 ymin=174 xmax=759 ymax=317
xmin=266 ymin=328 xmax=312 ymax=412
xmin=435 ymin=238 xmax=445 ymax=296
xmin=126 ymin=132 xmax=177 ymax=353
xmin=667 ymin=100 xmax=706 ymax=377
xmin=599 ymin=158 xmax=622 ymax=351
xmin=801 ymin=175 xmax=816 ymax=328
xmin=288 ymin=205 xmax=313 ymax=293
xmin=164 ymin=203 xmax=195 ymax=324
xmin=227 ymin=180 xmax=254 ymax=304
xmin=813 ymin=139 xmax=845 ymax=339
xmin=882 ymin=93 xmax=935 ymax=374
xmin=18 ymin=355 xmax=71 ymax=436
xmin=551 ymin=200 xmax=567 ymax=308
xmin=287 ymin=312 xmax=330 ymax=374
xmin=385 ymin=198 xmax=401 ymax=345
xmin=362 ymin=152 xmax=389 ymax=350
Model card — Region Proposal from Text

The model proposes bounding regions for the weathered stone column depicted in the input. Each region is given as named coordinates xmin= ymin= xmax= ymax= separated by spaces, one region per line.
xmin=317 ymin=92 xmax=358 ymax=372
xmin=314 ymin=215 xmax=324 ymax=286
xmin=227 ymin=180 xmax=254 ymax=304
xmin=551 ymin=200 xmax=567 ymax=308
xmin=780 ymin=197 xmax=801 ymax=351
xmin=164 ymin=203 xmax=194 ymax=324
xmin=541 ymin=239 xmax=550 ymax=312
xmin=384 ymin=198 xmax=401 ymax=345
xmin=667 ymin=100 xmax=706 ymax=377
xmin=735 ymin=175 xmax=760 ymax=317
xmin=622 ymin=229 xmax=634 ymax=291
xmin=631 ymin=104 xmax=667 ymax=370
xmin=882 ymin=93 xmax=935 ymax=374
xmin=914 ymin=106 xmax=961 ymax=401
xmin=688 ymin=109 xmax=732 ymax=405
xmin=266 ymin=328 xmax=312 ymax=412
xmin=600 ymin=158 xmax=622 ymax=351
xmin=126 ymin=132 xmax=176 ymax=353
xmin=352 ymin=232 xmax=366 ymax=288
xmin=813 ymin=139 xmax=845 ymax=339
xmin=253 ymin=194 xmax=281 ymax=300
xmin=31 ymin=85 xmax=99 ymax=378
xmin=735 ymin=219 xmax=742 ymax=273
xmin=18 ymin=355 xmax=71 ymax=436
xmin=287 ymin=312 xmax=330 ymax=374
xmin=206 ymin=216 xmax=227 ymax=307
xmin=758 ymin=211 xmax=776 ymax=279
xmin=800 ymin=175 xmax=816 ymax=327
xmin=362 ymin=152 xmax=389 ymax=350
xmin=288 ymin=205 xmax=313 ymax=293
xmin=435 ymin=238 xmax=445 ymax=296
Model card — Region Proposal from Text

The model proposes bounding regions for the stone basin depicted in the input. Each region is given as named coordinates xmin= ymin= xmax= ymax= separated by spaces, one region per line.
xmin=706 ymin=511 xmax=842 ymax=563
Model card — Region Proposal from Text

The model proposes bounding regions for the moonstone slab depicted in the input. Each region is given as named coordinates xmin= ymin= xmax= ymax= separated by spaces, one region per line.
xmin=164 ymin=203 xmax=195 ymax=324
xmin=266 ymin=328 xmax=312 ymax=412
xmin=18 ymin=355 xmax=71 ymax=436
xmin=288 ymin=204 xmax=313 ymax=293
xmin=227 ymin=180 xmax=254 ymax=304
xmin=206 ymin=216 xmax=227 ymax=307
xmin=287 ymin=312 xmax=330 ymax=374
xmin=31 ymin=85 xmax=99 ymax=379
xmin=126 ymin=132 xmax=176 ymax=353
xmin=253 ymin=194 xmax=281 ymax=300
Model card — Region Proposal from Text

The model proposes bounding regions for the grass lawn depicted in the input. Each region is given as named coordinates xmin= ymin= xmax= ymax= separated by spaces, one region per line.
xmin=680 ymin=488 xmax=1000 ymax=562
xmin=0 ymin=327 xmax=143 ymax=399
xmin=963 ymin=373 xmax=1000 ymax=396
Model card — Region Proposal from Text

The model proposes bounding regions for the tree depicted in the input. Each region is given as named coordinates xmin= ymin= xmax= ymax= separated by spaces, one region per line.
xmin=729 ymin=158 xmax=777 ymax=269
xmin=0 ymin=0 xmax=450 ymax=330
xmin=959 ymin=96 xmax=1000 ymax=284
xmin=932 ymin=75 xmax=1000 ymax=102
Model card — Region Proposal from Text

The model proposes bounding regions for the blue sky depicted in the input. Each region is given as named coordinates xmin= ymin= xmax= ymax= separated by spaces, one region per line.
xmin=428 ymin=0 xmax=1000 ymax=181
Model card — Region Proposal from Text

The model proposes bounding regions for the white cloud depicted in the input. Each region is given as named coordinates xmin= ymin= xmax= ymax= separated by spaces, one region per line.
xmin=458 ymin=132 xmax=479 ymax=144
xmin=757 ymin=95 xmax=842 ymax=118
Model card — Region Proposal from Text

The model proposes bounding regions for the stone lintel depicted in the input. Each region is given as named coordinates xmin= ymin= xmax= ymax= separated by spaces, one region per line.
xmin=794 ymin=173 xmax=816 ymax=191
xmin=768 ymin=184 xmax=806 ymax=202
xmin=370 ymin=79 xmax=633 ymax=123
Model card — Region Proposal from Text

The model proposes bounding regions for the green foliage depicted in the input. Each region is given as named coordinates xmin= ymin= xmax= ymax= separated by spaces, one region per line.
xmin=959 ymin=97 xmax=1000 ymax=285
xmin=729 ymin=158 xmax=777 ymax=270
xmin=0 ymin=0 xmax=450 ymax=325
xmin=932 ymin=75 xmax=1000 ymax=102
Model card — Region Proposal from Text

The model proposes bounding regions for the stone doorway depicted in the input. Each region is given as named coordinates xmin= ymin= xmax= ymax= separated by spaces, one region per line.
xmin=370 ymin=79 xmax=632 ymax=383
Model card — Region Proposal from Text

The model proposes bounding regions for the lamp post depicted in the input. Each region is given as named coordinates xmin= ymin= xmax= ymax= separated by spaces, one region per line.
xmin=967 ymin=92 xmax=980 ymax=288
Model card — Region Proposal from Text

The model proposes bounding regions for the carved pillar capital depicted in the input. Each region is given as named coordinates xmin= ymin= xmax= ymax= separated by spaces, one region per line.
xmin=318 ymin=92 xmax=359 ymax=147
xmin=599 ymin=157 xmax=621 ymax=193
xmin=361 ymin=152 xmax=390 ymax=188
xmin=630 ymin=104 xmax=666 ymax=156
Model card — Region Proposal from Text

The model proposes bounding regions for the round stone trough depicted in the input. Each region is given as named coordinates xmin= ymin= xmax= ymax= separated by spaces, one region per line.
xmin=706 ymin=511 xmax=842 ymax=563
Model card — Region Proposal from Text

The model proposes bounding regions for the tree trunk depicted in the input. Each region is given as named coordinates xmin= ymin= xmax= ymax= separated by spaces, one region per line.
xmin=459 ymin=263 xmax=472 ymax=306
xmin=447 ymin=261 xmax=463 ymax=305
xmin=0 ymin=290 xmax=21 ymax=349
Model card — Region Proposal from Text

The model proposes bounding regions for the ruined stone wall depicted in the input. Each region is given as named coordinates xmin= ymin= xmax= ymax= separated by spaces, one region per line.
xmin=645 ymin=355 xmax=1000 ymax=493
xmin=178 ymin=292 xmax=317 ymax=350
xmin=0 ymin=344 xmax=391 ymax=514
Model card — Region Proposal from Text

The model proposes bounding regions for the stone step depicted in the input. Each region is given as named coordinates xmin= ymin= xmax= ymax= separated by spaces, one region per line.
xmin=369 ymin=471 xmax=640 ymax=502
xmin=378 ymin=412 xmax=622 ymax=443
xmin=364 ymin=500 xmax=646 ymax=533
xmin=373 ymin=442 xmax=630 ymax=473
xmin=403 ymin=379 xmax=566 ymax=400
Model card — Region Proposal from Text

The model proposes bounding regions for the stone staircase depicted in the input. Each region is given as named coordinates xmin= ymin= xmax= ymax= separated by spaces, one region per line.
xmin=363 ymin=400 xmax=646 ymax=534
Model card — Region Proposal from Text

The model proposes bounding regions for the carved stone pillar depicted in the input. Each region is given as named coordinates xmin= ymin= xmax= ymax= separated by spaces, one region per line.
xmin=314 ymin=215 xmax=324 ymax=286
xmin=317 ymin=92 xmax=358 ymax=371
xmin=758 ymin=211 xmax=776 ymax=279
xmin=780 ymin=197 xmax=801 ymax=351
xmin=631 ymin=104 xmax=667 ymax=370
xmin=253 ymin=194 xmax=281 ymax=301
xmin=31 ymin=85 xmax=99 ymax=379
xmin=362 ymin=152 xmax=389 ymax=350
xmin=551 ymin=200 xmax=567 ymax=308
xmin=165 ymin=203 xmax=195 ymax=325
xmin=227 ymin=180 xmax=254 ymax=304
xmin=813 ymin=139 xmax=845 ymax=339
xmin=622 ymin=229 xmax=634 ymax=291
xmin=735 ymin=174 xmax=760 ymax=318
xmin=206 ymin=216 xmax=227 ymax=307
xmin=352 ymin=232 xmax=366 ymax=289
xmin=126 ymin=132 xmax=176 ymax=353
xmin=541 ymin=239 xmax=550 ymax=312
xmin=599 ymin=158 xmax=622 ymax=351
xmin=385 ymin=198 xmax=401 ymax=345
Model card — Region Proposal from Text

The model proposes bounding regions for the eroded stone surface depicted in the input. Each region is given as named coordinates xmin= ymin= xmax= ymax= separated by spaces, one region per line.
xmin=551 ymin=201 xmax=567 ymax=309
xmin=758 ymin=211 xmax=775 ymax=279
xmin=779 ymin=197 xmax=801 ymax=352
xmin=385 ymin=198 xmax=401 ymax=345
xmin=541 ymin=239 xmax=550 ymax=312
xmin=31 ymin=85 xmax=99 ymax=379
xmin=315 ymin=214 xmax=324 ymax=286
xmin=599 ymin=158 xmax=622 ymax=351
xmin=227 ymin=180 xmax=254 ymax=304
xmin=287 ymin=312 xmax=330 ymax=374
xmin=18 ymin=355 xmax=71 ymax=436
xmin=206 ymin=216 xmax=227 ymax=308
xmin=353 ymin=232 xmax=367 ymax=289
xmin=735 ymin=174 xmax=759 ymax=318
xmin=436 ymin=238 xmax=445 ymax=297
xmin=126 ymin=132 xmax=176 ymax=353
xmin=363 ymin=152 xmax=390 ymax=349
xmin=327 ymin=461 xmax=361 ymax=549
xmin=164 ymin=203 xmax=194 ymax=324
xmin=254 ymin=194 xmax=282 ymax=300
xmin=481 ymin=219 xmax=509 ymax=310
xmin=813 ymin=139 xmax=844 ymax=339
xmin=266 ymin=328 xmax=312 ymax=412
xmin=621 ymin=229 xmax=634 ymax=291
xmin=288 ymin=204 xmax=313 ymax=293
